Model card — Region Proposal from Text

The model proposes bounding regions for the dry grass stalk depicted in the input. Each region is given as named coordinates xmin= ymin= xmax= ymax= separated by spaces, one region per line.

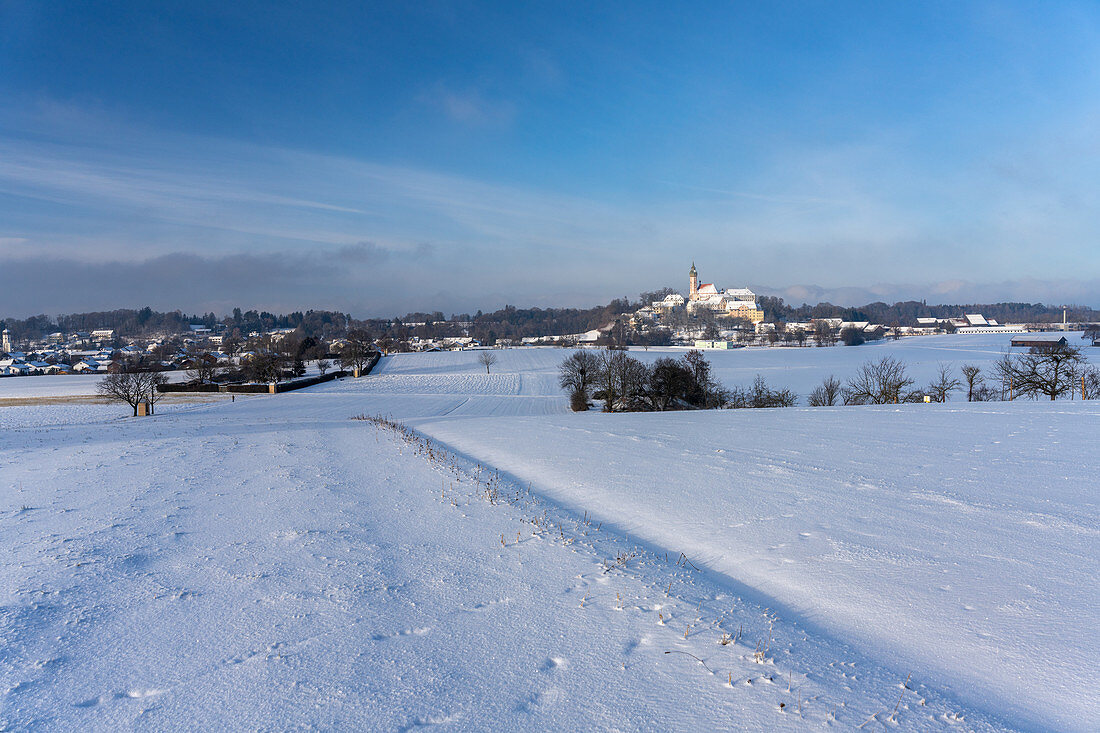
xmin=857 ymin=711 xmax=883 ymax=729
xmin=890 ymin=673 xmax=912 ymax=721
xmin=663 ymin=650 xmax=713 ymax=673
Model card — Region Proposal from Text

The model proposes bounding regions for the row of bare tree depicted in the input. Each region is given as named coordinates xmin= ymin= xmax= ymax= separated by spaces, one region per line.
xmin=174 ymin=330 xmax=378 ymax=385
xmin=561 ymin=343 xmax=1098 ymax=413
xmin=808 ymin=345 xmax=1098 ymax=406
xmin=559 ymin=349 xmax=726 ymax=412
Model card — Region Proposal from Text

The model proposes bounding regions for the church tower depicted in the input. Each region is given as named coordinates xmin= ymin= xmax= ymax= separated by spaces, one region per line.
xmin=1 ymin=329 xmax=10 ymax=354
xmin=689 ymin=262 xmax=698 ymax=300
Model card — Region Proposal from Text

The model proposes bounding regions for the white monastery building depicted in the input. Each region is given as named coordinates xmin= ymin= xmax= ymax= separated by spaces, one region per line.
xmin=685 ymin=263 xmax=765 ymax=323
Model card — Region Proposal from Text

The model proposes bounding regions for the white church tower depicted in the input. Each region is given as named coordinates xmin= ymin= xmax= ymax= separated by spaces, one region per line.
xmin=1 ymin=328 xmax=11 ymax=354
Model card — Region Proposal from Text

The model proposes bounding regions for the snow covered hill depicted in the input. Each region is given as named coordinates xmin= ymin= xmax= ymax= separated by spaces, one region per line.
xmin=2 ymin=337 xmax=1095 ymax=730
xmin=415 ymin=403 xmax=1099 ymax=732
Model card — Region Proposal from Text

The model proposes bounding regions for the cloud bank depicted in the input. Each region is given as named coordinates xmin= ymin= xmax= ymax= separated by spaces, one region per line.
xmin=2 ymin=103 xmax=1099 ymax=317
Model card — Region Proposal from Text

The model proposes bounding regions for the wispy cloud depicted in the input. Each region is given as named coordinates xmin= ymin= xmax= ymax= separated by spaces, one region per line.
xmin=0 ymin=244 xmax=397 ymax=316
xmin=418 ymin=86 xmax=516 ymax=127
xmin=761 ymin=279 xmax=1100 ymax=308
xmin=655 ymin=179 xmax=850 ymax=208
xmin=2 ymin=99 xmax=1099 ymax=316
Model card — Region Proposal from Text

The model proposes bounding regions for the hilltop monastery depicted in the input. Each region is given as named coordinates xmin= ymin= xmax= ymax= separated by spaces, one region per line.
xmin=651 ymin=264 xmax=764 ymax=323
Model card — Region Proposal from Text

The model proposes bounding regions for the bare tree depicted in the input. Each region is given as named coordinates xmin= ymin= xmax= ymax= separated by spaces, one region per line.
xmin=185 ymin=350 xmax=220 ymax=383
xmin=1083 ymin=324 xmax=1100 ymax=347
xmin=996 ymin=345 xmax=1085 ymax=400
xmin=844 ymin=356 xmax=914 ymax=405
xmin=682 ymin=349 xmax=728 ymax=408
xmin=611 ymin=352 xmax=649 ymax=410
xmin=1081 ymin=365 xmax=1100 ymax=399
xmin=749 ymin=375 xmax=797 ymax=407
xmin=477 ymin=351 xmax=498 ymax=374
xmin=593 ymin=349 xmax=645 ymax=411
xmin=724 ymin=375 xmax=796 ymax=409
xmin=644 ymin=357 xmax=693 ymax=411
xmin=808 ymin=375 xmax=842 ymax=406
xmin=316 ymin=358 xmax=330 ymax=376
xmin=148 ymin=373 xmax=167 ymax=414
xmin=246 ymin=353 xmax=283 ymax=383
xmin=98 ymin=371 xmax=167 ymax=416
xmin=338 ymin=329 xmax=376 ymax=375
xmin=959 ymin=364 xmax=981 ymax=402
xmin=814 ymin=321 xmax=836 ymax=346
xmin=840 ymin=328 xmax=865 ymax=347
xmin=594 ymin=349 xmax=620 ymax=412
xmin=559 ymin=350 xmax=600 ymax=407
xmin=926 ymin=363 xmax=961 ymax=403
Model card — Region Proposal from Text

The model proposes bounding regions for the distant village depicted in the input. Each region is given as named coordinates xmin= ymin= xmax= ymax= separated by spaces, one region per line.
xmin=1 ymin=263 xmax=1096 ymax=379
xmin=521 ymin=264 xmax=1087 ymax=352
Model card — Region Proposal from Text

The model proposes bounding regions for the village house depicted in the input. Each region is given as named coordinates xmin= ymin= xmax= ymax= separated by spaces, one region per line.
xmin=1011 ymin=333 xmax=1068 ymax=349
xmin=650 ymin=293 xmax=685 ymax=313
xmin=73 ymin=358 xmax=107 ymax=373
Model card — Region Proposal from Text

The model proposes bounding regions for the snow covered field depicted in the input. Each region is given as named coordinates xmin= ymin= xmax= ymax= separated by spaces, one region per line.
xmin=0 ymin=362 xmax=341 ymax=401
xmin=0 ymin=373 xmax=190 ymax=400
xmin=2 ymin=336 xmax=1096 ymax=730
xmin=417 ymin=404 xmax=1099 ymax=732
xmin=374 ymin=331 xmax=1090 ymax=402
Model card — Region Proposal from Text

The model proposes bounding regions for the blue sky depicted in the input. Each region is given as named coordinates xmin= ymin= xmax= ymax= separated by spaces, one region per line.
xmin=1 ymin=1 xmax=1099 ymax=317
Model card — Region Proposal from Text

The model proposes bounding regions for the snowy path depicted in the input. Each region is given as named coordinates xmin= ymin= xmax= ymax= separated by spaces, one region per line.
xmin=3 ymin=402 xmax=1004 ymax=730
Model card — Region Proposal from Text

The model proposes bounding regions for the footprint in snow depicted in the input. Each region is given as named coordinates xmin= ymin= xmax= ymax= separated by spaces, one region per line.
xmin=114 ymin=689 xmax=167 ymax=700
xmin=371 ymin=627 xmax=432 ymax=641
xmin=397 ymin=712 xmax=461 ymax=731
xmin=539 ymin=656 xmax=567 ymax=672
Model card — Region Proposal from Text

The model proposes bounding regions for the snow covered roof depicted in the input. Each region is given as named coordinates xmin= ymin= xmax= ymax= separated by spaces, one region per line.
xmin=657 ymin=293 xmax=685 ymax=305
xmin=1011 ymin=333 xmax=1067 ymax=343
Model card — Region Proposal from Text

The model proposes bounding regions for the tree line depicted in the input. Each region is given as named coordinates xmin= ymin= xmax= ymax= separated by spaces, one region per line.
xmin=559 ymin=349 xmax=729 ymax=412
xmin=757 ymin=296 xmax=1100 ymax=327
xmin=560 ymin=343 xmax=1099 ymax=413
xmin=7 ymin=295 xmax=1098 ymax=346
